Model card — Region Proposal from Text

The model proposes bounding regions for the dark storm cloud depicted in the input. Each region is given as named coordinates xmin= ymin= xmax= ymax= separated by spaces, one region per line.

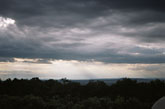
xmin=99 ymin=0 xmax=165 ymax=11
xmin=0 ymin=0 xmax=165 ymax=27
xmin=0 ymin=0 xmax=165 ymax=63
xmin=0 ymin=0 xmax=102 ymax=27
xmin=117 ymin=22 xmax=165 ymax=42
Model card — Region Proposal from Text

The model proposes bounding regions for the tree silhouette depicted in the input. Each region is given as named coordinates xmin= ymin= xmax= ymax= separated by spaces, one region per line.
xmin=0 ymin=78 xmax=164 ymax=109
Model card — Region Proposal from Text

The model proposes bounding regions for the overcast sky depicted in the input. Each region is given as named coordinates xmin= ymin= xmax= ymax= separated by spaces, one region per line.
xmin=0 ymin=0 xmax=165 ymax=79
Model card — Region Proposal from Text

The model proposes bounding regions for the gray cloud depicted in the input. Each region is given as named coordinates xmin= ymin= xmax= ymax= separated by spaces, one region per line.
xmin=130 ymin=64 xmax=165 ymax=77
xmin=1 ymin=0 xmax=165 ymax=27
xmin=0 ymin=0 xmax=165 ymax=63
xmin=0 ymin=57 xmax=15 ymax=62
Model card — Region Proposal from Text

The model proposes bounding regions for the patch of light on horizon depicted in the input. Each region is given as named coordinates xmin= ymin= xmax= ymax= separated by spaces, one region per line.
xmin=1 ymin=58 xmax=165 ymax=80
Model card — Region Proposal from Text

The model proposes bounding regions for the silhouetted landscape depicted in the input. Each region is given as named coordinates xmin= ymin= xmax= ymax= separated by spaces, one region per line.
xmin=0 ymin=77 xmax=165 ymax=109
xmin=1 ymin=0 xmax=165 ymax=108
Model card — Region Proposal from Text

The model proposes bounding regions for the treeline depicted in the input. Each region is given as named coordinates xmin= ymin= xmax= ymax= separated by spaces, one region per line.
xmin=0 ymin=78 xmax=165 ymax=109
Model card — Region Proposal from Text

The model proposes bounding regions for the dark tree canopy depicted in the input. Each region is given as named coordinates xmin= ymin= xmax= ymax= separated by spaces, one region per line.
xmin=0 ymin=78 xmax=164 ymax=109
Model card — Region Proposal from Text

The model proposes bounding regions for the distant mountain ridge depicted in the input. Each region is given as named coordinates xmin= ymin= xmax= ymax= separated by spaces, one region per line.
xmin=70 ymin=78 xmax=165 ymax=85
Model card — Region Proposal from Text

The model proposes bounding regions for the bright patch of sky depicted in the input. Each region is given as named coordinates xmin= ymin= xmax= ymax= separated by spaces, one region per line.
xmin=0 ymin=58 xmax=165 ymax=80
xmin=0 ymin=17 xmax=15 ymax=28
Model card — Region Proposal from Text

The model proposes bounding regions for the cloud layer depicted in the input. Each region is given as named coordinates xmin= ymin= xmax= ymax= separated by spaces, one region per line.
xmin=0 ymin=0 xmax=165 ymax=63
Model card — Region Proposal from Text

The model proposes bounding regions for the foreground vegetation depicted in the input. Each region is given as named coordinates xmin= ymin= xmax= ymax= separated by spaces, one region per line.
xmin=0 ymin=78 xmax=165 ymax=109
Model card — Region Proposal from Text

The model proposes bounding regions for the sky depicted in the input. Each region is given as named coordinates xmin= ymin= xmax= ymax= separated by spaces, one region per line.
xmin=0 ymin=0 xmax=165 ymax=79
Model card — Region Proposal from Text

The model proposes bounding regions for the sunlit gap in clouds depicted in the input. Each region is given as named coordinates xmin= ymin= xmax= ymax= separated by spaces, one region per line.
xmin=0 ymin=58 xmax=165 ymax=80
xmin=0 ymin=17 xmax=15 ymax=28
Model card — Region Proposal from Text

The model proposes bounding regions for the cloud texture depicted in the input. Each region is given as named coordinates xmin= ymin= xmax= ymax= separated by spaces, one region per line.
xmin=0 ymin=0 xmax=165 ymax=63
